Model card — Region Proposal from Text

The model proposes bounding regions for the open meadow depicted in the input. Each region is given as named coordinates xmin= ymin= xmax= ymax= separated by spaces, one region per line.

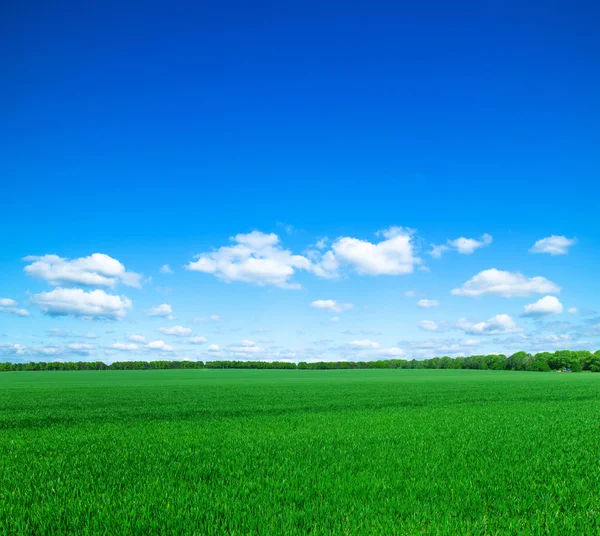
xmin=1 ymin=369 xmax=600 ymax=535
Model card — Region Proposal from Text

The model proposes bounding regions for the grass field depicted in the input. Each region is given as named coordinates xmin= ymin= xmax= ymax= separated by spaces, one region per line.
xmin=1 ymin=369 xmax=600 ymax=535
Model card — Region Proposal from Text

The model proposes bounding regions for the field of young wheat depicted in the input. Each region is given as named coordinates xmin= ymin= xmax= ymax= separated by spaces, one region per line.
xmin=1 ymin=369 xmax=599 ymax=535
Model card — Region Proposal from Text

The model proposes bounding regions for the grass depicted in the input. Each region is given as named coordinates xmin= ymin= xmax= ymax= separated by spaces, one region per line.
xmin=1 ymin=369 xmax=600 ymax=535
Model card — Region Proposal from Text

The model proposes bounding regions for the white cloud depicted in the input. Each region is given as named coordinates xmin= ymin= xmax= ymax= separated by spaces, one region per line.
xmin=239 ymin=339 xmax=257 ymax=347
xmin=193 ymin=315 xmax=220 ymax=323
xmin=186 ymin=231 xmax=311 ymax=289
xmin=430 ymin=234 xmax=492 ymax=258
xmin=376 ymin=347 xmax=404 ymax=357
xmin=310 ymin=300 xmax=353 ymax=313
xmin=208 ymin=344 xmax=221 ymax=352
xmin=67 ymin=343 xmax=95 ymax=356
xmin=159 ymin=264 xmax=174 ymax=274
xmin=23 ymin=253 xmax=143 ymax=288
xmin=129 ymin=334 xmax=147 ymax=343
xmin=188 ymin=336 xmax=208 ymax=344
xmin=522 ymin=296 xmax=563 ymax=317
xmin=452 ymin=269 xmax=560 ymax=298
xmin=146 ymin=340 xmax=173 ymax=351
xmin=30 ymin=288 xmax=132 ymax=320
xmin=568 ymin=307 xmax=578 ymax=314
xmin=315 ymin=237 xmax=329 ymax=250
xmin=111 ymin=342 xmax=139 ymax=351
xmin=0 ymin=298 xmax=30 ymax=317
xmin=157 ymin=325 xmax=192 ymax=337
xmin=419 ymin=320 xmax=439 ymax=332
xmin=329 ymin=227 xmax=420 ymax=276
xmin=349 ymin=339 xmax=380 ymax=349
xmin=328 ymin=316 xmax=341 ymax=323
xmin=457 ymin=314 xmax=521 ymax=335
xmin=147 ymin=303 xmax=173 ymax=317
xmin=405 ymin=290 xmax=417 ymax=297
xmin=530 ymin=236 xmax=576 ymax=255
xmin=418 ymin=299 xmax=439 ymax=308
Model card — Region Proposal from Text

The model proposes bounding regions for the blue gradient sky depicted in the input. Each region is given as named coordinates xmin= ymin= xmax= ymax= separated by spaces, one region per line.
xmin=2 ymin=1 xmax=599 ymax=362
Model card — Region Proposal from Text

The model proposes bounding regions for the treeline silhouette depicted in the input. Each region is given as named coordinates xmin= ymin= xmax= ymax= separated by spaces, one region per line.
xmin=1 ymin=350 xmax=599 ymax=372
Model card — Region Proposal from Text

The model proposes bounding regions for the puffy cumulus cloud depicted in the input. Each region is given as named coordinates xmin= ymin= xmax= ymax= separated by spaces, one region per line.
xmin=30 ymin=288 xmax=132 ymax=320
xmin=67 ymin=343 xmax=95 ymax=356
xmin=310 ymin=300 xmax=353 ymax=313
xmin=147 ymin=303 xmax=173 ymax=318
xmin=430 ymin=234 xmax=492 ymax=258
xmin=418 ymin=299 xmax=439 ymax=308
xmin=0 ymin=298 xmax=30 ymax=317
xmin=208 ymin=344 xmax=221 ymax=352
xmin=129 ymin=334 xmax=147 ymax=343
xmin=348 ymin=339 xmax=380 ymax=349
xmin=568 ymin=307 xmax=578 ymax=314
xmin=457 ymin=314 xmax=521 ymax=335
xmin=157 ymin=325 xmax=192 ymax=337
xmin=523 ymin=296 xmax=564 ymax=317
xmin=159 ymin=264 xmax=174 ymax=274
xmin=146 ymin=340 xmax=173 ymax=351
xmin=452 ymin=269 xmax=560 ymax=298
xmin=194 ymin=315 xmax=220 ymax=323
xmin=188 ymin=336 xmax=208 ymax=344
xmin=186 ymin=231 xmax=312 ymax=289
xmin=328 ymin=227 xmax=421 ymax=276
xmin=111 ymin=342 xmax=139 ymax=351
xmin=23 ymin=253 xmax=143 ymax=289
xmin=0 ymin=343 xmax=27 ymax=358
xmin=376 ymin=347 xmax=405 ymax=357
xmin=530 ymin=235 xmax=576 ymax=255
xmin=419 ymin=320 xmax=439 ymax=332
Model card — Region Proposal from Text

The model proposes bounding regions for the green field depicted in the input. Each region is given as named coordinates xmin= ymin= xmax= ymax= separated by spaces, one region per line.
xmin=1 ymin=369 xmax=600 ymax=535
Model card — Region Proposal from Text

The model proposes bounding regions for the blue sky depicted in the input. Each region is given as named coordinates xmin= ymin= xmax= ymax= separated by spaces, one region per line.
xmin=2 ymin=1 xmax=599 ymax=362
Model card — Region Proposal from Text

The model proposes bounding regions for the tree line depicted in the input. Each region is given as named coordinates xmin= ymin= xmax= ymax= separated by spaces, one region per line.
xmin=1 ymin=349 xmax=599 ymax=372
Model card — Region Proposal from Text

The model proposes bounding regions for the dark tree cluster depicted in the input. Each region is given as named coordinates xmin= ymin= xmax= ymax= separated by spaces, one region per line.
xmin=1 ymin=349 xmax=599 ymax=372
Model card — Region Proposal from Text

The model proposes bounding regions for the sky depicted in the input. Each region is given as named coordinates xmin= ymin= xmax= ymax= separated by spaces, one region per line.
xmin=1 ymin=1 xmax=599 ymax=363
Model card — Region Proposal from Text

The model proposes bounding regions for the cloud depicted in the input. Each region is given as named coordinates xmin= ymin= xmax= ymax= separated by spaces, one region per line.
xmin=23 ymin=253 xmax=143 ymax=288
xmin=157 ymin=325 xmax=192 ymax=337
xmin=159 ymin=264 xmax=174 ymax=274
xmin=310 ymin=300 xmax=353 ymax=313
xmin=522 ymin=296 xmax=563 ymax=317
xmin=419 ymin=320 xmax=439 ymax=332
xmin=457 ymin=314 xmax=521 ymax=335
xmin=146 ymin=340 xmax=173 ymax=351
xmin=328 ymin=227 xmax=420 ymax=276
xmin=111 ymin=342 xmax=139 ymax=351
xmin=147 ymin=304 xmax=173 ymax=318
xmin=430 ymin=234 xmax=492 ymax=258
xmin=376 ymin=347 xmax=404 ymax=357
xmin=348 ymin=339 xmax=380 ymax=349
xmin=193 ymin=315 xmax=220 ymax=323
xmin=530 ymin=236 xmax=576 ymax=255
xmin=568 ymin=307 xmax=578 ymax=314
xmin=452 ymin=269 xmax=560 ymax=298
xmin=418 ymin=299 xmax=439 ymax=308
xmin=208 ymin=344 xmax=221 ymax=352
xmin=405 ymin=290 xmax=417 ymax=297
xmin=188 ymin=336 xmax=208 ymax=344
xmin=0 ymin=298 xmax=30 ymax=317
xmin=328 ymin=316 xmax=341 ymax=323
xmin=30 ymin=288 xmax=132 ymax=320
xmin=129 ymin=334 xmax=147 ymax=343
xmin=66 ymin=343 xmax=95 ymax=356
xmin=186 ymin=231 xmax=312 ymax=289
